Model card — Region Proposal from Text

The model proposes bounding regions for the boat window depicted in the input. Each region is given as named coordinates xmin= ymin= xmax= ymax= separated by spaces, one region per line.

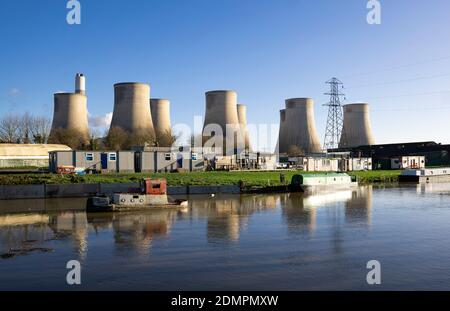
xmin=192 ymin=153 xmax=198 ymax=161
xmin=165 ymin=153 xmax=171 ymax=161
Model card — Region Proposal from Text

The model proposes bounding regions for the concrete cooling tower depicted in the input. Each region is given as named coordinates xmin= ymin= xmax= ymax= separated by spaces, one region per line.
xmin=49 ymin=74 xmax=89 ymax=144
xmin=339 ymin=103 xmax=375 ymax=148
xmin=284 ymin=98 xmax=322 ymax=154
xmin=237 ymin=104 xmax=251 ymax=151
xmin=277 ymin=109 xmax=287 ymax=154
xmin=202 ymin=90 xmax=244 ymax=155
xmin=150 ymin=99 xmax=172 ymax=147
xmin=109 ymin=83 xmax=155 ymax=138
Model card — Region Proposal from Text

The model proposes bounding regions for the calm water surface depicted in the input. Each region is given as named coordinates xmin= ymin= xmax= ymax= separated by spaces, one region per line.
xmin=1 ymin=184 xmax=450 ymax=290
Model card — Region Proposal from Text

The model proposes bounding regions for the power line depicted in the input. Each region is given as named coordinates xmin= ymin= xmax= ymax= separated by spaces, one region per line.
xmin=341 ymin=55 xmax=450 ymax=79
xmin=373 ymin=106 xmax=450 ymax=112
xmin=345 ymin=72 xmax=450 ymax=89
xmin=361 ymin=89 xmax=450 ymax=100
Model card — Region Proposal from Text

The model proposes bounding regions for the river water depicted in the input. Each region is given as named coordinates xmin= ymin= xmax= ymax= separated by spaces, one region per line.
xmin=1 ymin=184 xmax=450 ymax=290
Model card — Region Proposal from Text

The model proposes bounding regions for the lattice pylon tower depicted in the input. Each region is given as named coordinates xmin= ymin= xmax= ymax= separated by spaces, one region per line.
xmin=323 ymin=77 xmax=346 ymax=150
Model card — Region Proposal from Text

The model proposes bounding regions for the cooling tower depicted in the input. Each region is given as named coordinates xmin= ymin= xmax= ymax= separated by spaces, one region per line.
xmin=75 ymin=73 xmax=85 ymax=95
xmin=110 ymin=83 xmax=155 ymax=138
xmin=278 ymin=109 xmax=287 ymax=154
xmin=49 ymin=74 xmax=89 ymax=144
xmin=150 ymin=99 xmax=172 ymax=147
xmin=237 ymin=104 xmax=251 ymax=151
xmin=202 ymin=90 xmax=244 ymax=155
xmin=284 ymin=98 xmax=322 ymax=154
xmin=339 ymin=103 xmax=375 ymax=148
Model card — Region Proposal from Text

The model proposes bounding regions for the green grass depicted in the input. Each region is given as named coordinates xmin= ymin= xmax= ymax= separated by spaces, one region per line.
xmin=0 ymin=170 xmax=401 ymax=186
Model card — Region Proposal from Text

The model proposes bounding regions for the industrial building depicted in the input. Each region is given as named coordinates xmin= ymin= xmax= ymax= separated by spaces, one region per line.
xmin=212 ymin=152 xmax=277 ymax=171
xmin=287 ymin=154 xmax=372 ymax=172
xmin=278 ymin=98 xmax=323 ymax=155
xmin=0 ymin=144 xmax=71 ymax=168
xmin=49 ymin=73 xmax=90 ymax=145
xmin=202 ymin=90 xmax=245 ymax=156
xmin=330 ymin=141 xmax=450 ymax=169
xmin=49 ymin=147 xmax=206 ymax=174
xmin=339 ymin=103 xmax=375 ymax=148
xmin=150 ymin=99 xmax=172 ymax=146
xmin=109 ymin=82 xmax=155 ymax=139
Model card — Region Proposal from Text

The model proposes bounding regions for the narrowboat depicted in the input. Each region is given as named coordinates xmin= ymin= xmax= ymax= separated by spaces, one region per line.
xmin=86 ymin=178 xmax=188 ymax=212
xmin=291 ymin=173 xmax=358 ymax=192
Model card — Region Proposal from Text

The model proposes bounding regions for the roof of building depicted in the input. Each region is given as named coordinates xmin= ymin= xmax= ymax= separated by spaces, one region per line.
xmin=0 ymin=144 xmax=72 ymax=157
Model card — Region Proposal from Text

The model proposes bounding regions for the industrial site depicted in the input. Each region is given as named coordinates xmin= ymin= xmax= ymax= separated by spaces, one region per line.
xmin=1 ymin=72 xmax=449 ymax=176
xmin=2 ymin=0 xmax=450 ymax=296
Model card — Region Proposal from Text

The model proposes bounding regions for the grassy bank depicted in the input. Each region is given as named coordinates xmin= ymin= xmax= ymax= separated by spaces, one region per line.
xmin=0 ymin=170 xmax=401 ymax=186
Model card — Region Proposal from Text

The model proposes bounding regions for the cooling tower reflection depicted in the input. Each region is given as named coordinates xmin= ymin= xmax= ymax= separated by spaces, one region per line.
xmin=0 ymin=189 xmax=373 ymax=260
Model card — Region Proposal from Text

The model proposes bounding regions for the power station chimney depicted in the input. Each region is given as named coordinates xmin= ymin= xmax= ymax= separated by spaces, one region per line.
xmin=109 ymin=83 xmax=155 ymax=139
xmin=277 ymin=109 xmax=287 ymax=154
xmin=75 ymin=73 xmax=86 ymax=95
xmin=150 ymin=99 xmax=172 ymax=147
xmin=237 ymin=104 xmax=251 ymax=151
xmin=49 ymin=74 xmax=89 ymax=145
xmin=202 ymin=90 xmax=244 ymax=155
xmin=284 ymin=98 xmax=322 ymax=154
xmin=339 ymin=103 xmax=375 ymax=148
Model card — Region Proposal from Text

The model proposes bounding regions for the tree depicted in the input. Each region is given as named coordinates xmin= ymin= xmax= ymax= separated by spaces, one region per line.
xmin=156 ymin=129 xmax=178 ymax=147
xmin=48 ymin=128 xmax=86 ymax=149
xmin=30 ymin=116 xmax=51 ymax=144
xmin=128 ymin=129 xmax=156 ymax=148
xmin=105 ymin=126 xmax=129 ymax=150
xmin=288 ymin=145 xmax=306 ymax=157
xmin=0 ymin=114 xmax=21 ymax=143
xmin=18 ymin=112 xmax=32 ymax=144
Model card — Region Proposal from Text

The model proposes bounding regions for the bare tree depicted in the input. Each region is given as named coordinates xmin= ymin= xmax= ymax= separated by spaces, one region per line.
xmin=128 ymin=129 xmax=156 ymax=148
xmin=18 ymin=112 xmax=32 ymax=144
xmin=157 ymin=129 xmax=178 ymax=147
xmin=105 ymin=126 xmax=129 ymax=150
xmin=30 ymin=116 xmax=51 ymax=144
xmin=48 ymin=128 xmax=86 ymax=149
xmin=0 ymin=114 xmax=21 ymax=143
xmin=288 ymin=145 xmax=306 ymax=157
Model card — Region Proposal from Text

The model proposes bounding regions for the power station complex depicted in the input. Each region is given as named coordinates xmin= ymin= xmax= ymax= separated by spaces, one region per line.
xmin=49 ymin=74 xmax=377 ymax=155
xmin=34 ymin=72 xmax=447 ymax=172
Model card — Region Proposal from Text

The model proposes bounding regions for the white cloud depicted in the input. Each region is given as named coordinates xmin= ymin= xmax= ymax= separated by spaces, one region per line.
xmin=9 ymin=88 xmax=20 ymax=96
xmin=89 ymin=112 xmax=113 ymax=128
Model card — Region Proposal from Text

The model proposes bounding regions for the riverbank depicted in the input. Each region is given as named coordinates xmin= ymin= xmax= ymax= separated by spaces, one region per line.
xmin=0 ymin=170 xmax=401 ymax=186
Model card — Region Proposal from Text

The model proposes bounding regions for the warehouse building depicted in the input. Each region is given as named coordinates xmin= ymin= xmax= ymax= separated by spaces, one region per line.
xmin=330 ymin=141 xmax=449 ymax=169
xmin=0 ymin=144 xmax=71 ymax=168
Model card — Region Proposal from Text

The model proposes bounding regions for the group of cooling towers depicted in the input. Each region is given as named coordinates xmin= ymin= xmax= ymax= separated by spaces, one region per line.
xmin=50 ymin=73 xmax=375 ymax=154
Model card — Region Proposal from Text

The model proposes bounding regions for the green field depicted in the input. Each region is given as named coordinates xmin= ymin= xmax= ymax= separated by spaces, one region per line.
xmin=0 ymin=170 xmax=401 ymax=186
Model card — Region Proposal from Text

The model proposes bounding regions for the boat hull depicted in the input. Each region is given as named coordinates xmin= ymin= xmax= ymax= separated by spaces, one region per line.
xmin=86 ymin=196 xmax=188 ymax=213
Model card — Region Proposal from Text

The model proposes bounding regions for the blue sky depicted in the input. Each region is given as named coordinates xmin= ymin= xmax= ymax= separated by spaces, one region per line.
xmin=1 ymin=0 xmax=450 ymax=149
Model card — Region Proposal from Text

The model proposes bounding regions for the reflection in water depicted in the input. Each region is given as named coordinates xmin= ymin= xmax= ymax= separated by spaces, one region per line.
xmin=416 ymin=182 xmax=450 ymax=195
xmin=0 ymin=189 xmax=374 ymax=258
xmin=3 ymin=185 xmax=450 ymax=290
xmin=345 ymin=186 xmax=373 ymax=225
xmin=88 ymin=211 xmax=178 ymax=255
